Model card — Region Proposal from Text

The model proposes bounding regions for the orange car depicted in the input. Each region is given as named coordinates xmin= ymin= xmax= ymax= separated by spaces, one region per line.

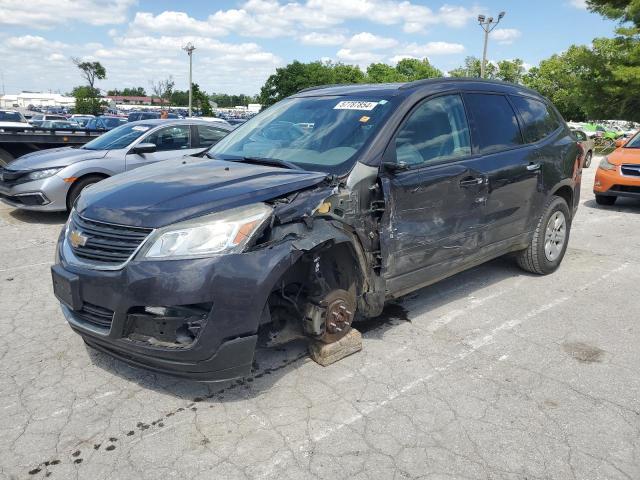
xmin=594 ymin=133 xmax=640 ymax=205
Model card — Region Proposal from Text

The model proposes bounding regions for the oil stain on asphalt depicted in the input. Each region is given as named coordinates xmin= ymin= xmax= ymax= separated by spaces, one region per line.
xmin=562 ymin=341 xmax=605 ymax=363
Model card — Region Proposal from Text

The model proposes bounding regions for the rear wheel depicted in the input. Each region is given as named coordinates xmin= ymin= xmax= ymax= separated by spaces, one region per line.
xmin=66 ymin=175 xmax=105 ymax=211
xmin=595 ymin=194 xmax=616 ymax=206
xmin=516 ymin=196 xmax=571 ymax=275
xmin=584 ymin=151 xmax=592 ymax=168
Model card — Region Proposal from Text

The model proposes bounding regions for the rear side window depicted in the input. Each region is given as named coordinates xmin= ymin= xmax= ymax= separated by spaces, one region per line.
xmin=197 ymin=125 xmax=228 ymax=147
xmin=145 ymin=125 xmax=191 ymax=151
xmin=394 ymin=94 xmax=471 ymax=166
xmin=464 ymin=93 xmax=523 ymax=154
xmin=510 ymin=96 xmax=561 ymax=143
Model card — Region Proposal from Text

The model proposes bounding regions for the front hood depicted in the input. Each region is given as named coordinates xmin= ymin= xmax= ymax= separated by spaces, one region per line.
xmin=7 ymin=147 xmax=107 ymax=170
xmin=608 ymin=147 xmax=640 ymax=165
xmin=77 ymin=157 xmax=328 ymax=227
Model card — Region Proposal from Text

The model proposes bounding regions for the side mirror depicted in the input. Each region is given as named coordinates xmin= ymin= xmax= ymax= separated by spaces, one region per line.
xmin=615 ymin=139 xmax=625 ymax=148
xmin=382 ymin=161 xmax=409 ymax=174
xmin=131 ymin=143 xmax=157 ymax=154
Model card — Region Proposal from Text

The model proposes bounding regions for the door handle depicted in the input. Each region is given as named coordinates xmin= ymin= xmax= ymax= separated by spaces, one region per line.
xmin=527 ymin=162 xmax=541 ymax=171
xmin=459 ymin=177 xmax=484 ymax=188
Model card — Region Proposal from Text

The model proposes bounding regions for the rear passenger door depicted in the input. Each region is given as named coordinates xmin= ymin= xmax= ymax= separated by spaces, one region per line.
xmin=463 ymin=93 xmax=542 ymax=247
xmin=195 ymin=124 xmax=228 ymax=149
xmin=379 ymin=94 xmax=490 ymax=295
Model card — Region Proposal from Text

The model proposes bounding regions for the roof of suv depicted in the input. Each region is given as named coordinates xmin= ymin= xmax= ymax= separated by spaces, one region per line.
xmin=293 ymin=78 xmax=544 ymax=100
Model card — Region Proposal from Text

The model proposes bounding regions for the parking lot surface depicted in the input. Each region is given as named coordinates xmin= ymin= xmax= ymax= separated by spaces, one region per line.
xmin=1 ymin=163 xmax=639 ymax=480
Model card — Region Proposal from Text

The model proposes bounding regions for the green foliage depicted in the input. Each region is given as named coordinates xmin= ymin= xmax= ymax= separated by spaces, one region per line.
xmin=72 ymin=85 xmax=104 ymax=115
xmin=259 ymin=58 xmax=442 ymax=107
xmin=587 ymin=0 xmax=640 ymax=27
xmin=447 ymin=56 xmax=524 ymax=83
xmin=107 ymin=87 xmax=146 ymax=96
xmin=523 ymin=30 xmax=640 ymax=122
xmin=209 ymin=93 xmax=259 ymax=108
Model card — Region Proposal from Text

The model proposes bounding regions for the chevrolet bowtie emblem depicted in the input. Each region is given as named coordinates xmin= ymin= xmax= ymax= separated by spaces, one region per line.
xmin=69 ymin=230 xmax=89 ymax=248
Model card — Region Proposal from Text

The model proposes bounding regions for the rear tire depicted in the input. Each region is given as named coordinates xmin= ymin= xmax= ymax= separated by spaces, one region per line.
xmin=584 ymin=151 xmax=592 ymax=168
xmin=516 ymin=196 xmax=571 ymax=275
xmin=595 ymin=194 xmax=616 ymax=206
xmin=66 ymin=175 xmax=105 ymax=211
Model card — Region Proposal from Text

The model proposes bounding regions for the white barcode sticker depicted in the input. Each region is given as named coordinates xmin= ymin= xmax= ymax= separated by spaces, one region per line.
xmin=334 ymin=101 xmax=379 ymax=111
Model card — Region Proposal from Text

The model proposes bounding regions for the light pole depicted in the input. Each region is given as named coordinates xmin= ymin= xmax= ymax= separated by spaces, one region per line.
xmin=182 ymin=42 xmax=196 ymax=117
xmin=477 ymin=11 xmax=505 ymax=79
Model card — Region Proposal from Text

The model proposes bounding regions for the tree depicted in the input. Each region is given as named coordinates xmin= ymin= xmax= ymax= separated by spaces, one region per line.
xmin=72 ymin=85 xmax=104 ymax=115
xmin=72 ymin=58 xmax=106 ymax=90
xmin=150 ymin=76 xmax=175 ymax=104
xmin=366 ymin=63 xmax=404 ymax=82
xmin=587 ymin=0 xmax=640 ymax=27
xmin=394 ymin=58 xmax=442 ymax=81
xmin=107 ymin=87 xmax=146 ymax=96
xmin=496 ymin=59 xmax=526 ymax=83
xmin=448 ymin=56 xmax=497 ymax=78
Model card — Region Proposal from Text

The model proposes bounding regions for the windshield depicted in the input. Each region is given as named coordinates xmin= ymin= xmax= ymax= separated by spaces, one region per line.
xmin=0 ymin=111 xmax=26 ymax=123
xmin=82 ymin=123 xmax=153 ymax=150
xmin=208 ymin=95 xmax=395 ymax=174
xmin=103 ymin=117 xmax=127 ymax=128
xmin=624 ymin=132 xmax=640 ymax=148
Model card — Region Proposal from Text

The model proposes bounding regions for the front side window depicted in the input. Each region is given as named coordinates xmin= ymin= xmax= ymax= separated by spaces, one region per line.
xmin=0 ymin=111 xmax=26 ymax=122
xmin=82 ymin=123 xmax=153 ymax=150
xmin=510 ymin=96 xmax=561 ymax=143
xmin=208 ymin=95 xmax=395 ymax=174
xmin=394 ymin=94 xmax=471 ymax=167
xmin=465 ymin=93 xmax=523 ymax=153
xmin=145 ymin=125 xmax=191 ymax=151
xmin=197 ymin=125 xmax=228 ymax=147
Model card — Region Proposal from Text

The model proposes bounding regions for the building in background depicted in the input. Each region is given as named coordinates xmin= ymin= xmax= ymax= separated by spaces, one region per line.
xmin=0 ymin=92 xmax=75 ymax=109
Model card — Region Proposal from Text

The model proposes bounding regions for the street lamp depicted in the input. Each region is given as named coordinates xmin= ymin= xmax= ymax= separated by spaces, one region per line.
xmin=182 ymin=42 xmax=196 ymax=117
xmin=477 ymin=11 xmax=505 ymax=79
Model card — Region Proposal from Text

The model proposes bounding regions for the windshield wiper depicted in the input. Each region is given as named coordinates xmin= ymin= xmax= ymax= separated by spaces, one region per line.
xmin=230 ymin=156 xmax=301 ymax=170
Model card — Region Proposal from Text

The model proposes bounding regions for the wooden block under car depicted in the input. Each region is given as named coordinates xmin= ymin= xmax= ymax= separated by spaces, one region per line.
xmin=309 ymin=328 xmax=362 ymax=366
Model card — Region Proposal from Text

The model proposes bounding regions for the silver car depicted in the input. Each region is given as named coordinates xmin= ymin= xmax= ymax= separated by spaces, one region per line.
xmin=0 ymin=119 xmax=232 ymax=212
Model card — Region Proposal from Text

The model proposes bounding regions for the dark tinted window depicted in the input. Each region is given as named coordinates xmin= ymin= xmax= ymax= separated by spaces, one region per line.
xmin=197 ymin=125 xmax=228 ymax=147
xmin=145 ymin=125 xmax=191 ymax=151
xmin=510 ymin=96 xmax=561 ymax=143
xmin=464 ymin=93 xmax=522 ymax=153
xmin=394 ymin=94 xmax=471 ymax=166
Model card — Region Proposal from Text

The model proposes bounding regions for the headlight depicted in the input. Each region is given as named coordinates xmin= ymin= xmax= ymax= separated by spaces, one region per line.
xmin=24 ymin=167 xmax=63 ymax=181
xmin=598 ymin=157 xmax=617 ymax=171
xmin=139 ymin=203 xmax=272 ymax=260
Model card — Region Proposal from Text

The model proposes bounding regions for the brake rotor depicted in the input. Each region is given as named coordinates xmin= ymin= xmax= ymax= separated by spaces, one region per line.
xmin=318 ymin=289 xmax=356 ymax=344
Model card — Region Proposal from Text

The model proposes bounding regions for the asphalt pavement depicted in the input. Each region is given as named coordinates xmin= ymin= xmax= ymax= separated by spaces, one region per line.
xmin=1 ymin=162 xmax=639 ymax=480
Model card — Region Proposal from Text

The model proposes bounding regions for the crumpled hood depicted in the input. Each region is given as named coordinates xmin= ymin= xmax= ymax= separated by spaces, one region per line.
xmin=77 ymin=157 xmax=328 ymax=228
xmin=7 ymin=147 xmax=107 ymax=171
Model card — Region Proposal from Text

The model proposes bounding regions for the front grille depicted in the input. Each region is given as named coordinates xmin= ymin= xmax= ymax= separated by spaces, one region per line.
xmin=621 ymin=164 xmax=640 ymax=177
xmin=69 ymin=213 xmax=153 ymax=266
xmin=76 ymin=302 xmax=114 ymax=328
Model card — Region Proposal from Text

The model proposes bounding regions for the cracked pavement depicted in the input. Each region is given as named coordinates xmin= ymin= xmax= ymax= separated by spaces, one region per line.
xmin=1 ymin=163 xmax=639 ymax=479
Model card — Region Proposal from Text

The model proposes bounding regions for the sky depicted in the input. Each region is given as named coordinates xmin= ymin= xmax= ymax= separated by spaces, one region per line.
xmin=0 ymin=0 xmax=620 ymax=96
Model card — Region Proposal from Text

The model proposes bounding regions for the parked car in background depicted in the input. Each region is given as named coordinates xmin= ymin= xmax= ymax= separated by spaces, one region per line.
xmin=85 ymin=116 xmax=127 ymax=131
xmin=127 ymin=111 xmax=180 ymax=122
xmin=571 ymin=129 xmax=595 ymax=167
xmin=49 ymin=79 xmax=581 ymax=381
xmin=29 ymin=114 xmax=67 ymax=127
xmin=70 ymin=115 xmax=95 ymax=127
xmin=594 ymin=133 xmax=640 ymax=205
xmin=582 ymin=123 xmax=621 ymax=147
xmin=0 ymin=109 xmax=32 ymax=129
xmin=197 ymin=117 xmax=232 ymax=127
xmin=0 ymin=119 xmax=232 ymax=211
xmin=39 ymin=120 xmax=82 ymax=129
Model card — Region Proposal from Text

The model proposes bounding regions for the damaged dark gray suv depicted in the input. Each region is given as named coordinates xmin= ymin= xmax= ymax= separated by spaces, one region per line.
xmin=52 ymin=79 xmax=582 ymax=380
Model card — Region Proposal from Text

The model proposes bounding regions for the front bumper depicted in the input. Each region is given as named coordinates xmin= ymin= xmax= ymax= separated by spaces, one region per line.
xmin=594 ymin=166 xmax=640 ymax=199
xmin=54 ymin=235 xmax=302 ymax=381
xmin=0 ymin=175 xmax=70 ymax=211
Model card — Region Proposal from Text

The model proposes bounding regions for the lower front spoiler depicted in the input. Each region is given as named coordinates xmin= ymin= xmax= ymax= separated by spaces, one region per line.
xmin=596 ymin=186 xmax=640 ymax=200
xmin=76 ymin=329 xmax=258 ymax=382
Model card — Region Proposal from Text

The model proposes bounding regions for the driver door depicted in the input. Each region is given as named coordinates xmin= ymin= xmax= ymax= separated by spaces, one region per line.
xmin=125 ymin=125 xmax=197 ymax=170
xmin=379 ymin=94 xmax=490 ymax=296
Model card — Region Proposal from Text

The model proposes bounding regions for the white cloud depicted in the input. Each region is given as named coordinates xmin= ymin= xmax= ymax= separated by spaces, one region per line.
xmin=0 ymin=0 xmax=136 ymax=28
xmin=344 ymin=32 xmax=399 ymax=50
xmin=299 ymin=32 xmax=347 ymax=46
xmin=491 ymin=28 xmax=522 ymax=45
xmin=4 ymin=35 xmax=68 ymax=50
xmin=568 ymin=0 xmax=588 ymax=9
xmin=336 ymin=49 xmax=385 ymax=67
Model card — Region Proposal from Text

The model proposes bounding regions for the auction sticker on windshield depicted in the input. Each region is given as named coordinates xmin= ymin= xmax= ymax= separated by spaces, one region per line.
xmin=132 ymin=126 xmax=150 ymax=132
xmin=334 ymin=101 xmax=379 ymax=111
